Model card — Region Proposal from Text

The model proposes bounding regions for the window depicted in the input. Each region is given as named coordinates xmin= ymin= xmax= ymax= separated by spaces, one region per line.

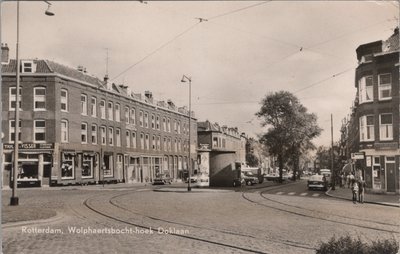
xmin=174 ymin=139 xmax=178 ymax=152
xmin=91 ymin=97 xmax=97 ymax=117
xmin=100 ymin=100 xmax=106 ymax=119
xmin=379 ymin=114 xmax=393 ymax=140
xmin=108 ymin=102 xmax=113 ymax=120
xmin=9 ymin=87 xmax=22 ymax=110
xmin=144 ymin=112 xmax=149 ymax=128
xmin=163 ymin=137 xmax=166 ymax=151
xmin=168 ymin=138 xmax=171 ymax=151
xmin=126 ymin=130 xmax=131 ymax=148
xmin=358 ymin=76 xmax=373 ymax=103
xmin=174 ymin=120 xmax=178 ymax=133
xmin=21 ymin=61 xmax=35 ymax=73
xmin=157 ymin=136 xmax=161 ymax=150
xmin=140 ymin=133 xmax=145 ymax=149
xmin=81 ymin=122 xmax=88 ymax=144
xmin=178 ymin=139 xmax=181 ymax=152
xmin=145 ymin=134 xmax=150 ymax=150
xmin=167 ymin=118 xmax=171 ymax=132
xmin=139 ymin=111 xmax=143 ymax=127
xmin=9 ymin=120 xmax=21 ymax=142
xmin=100 ymin=126 xmax=107 ymax=145
xmin=162 ymin=118 xmax=166 ymax=131
xmin=156 ymin=116 xmax=160 ymax=130
xmin=152 ymin=135 xmax=156 ymax=149
xmin=61 ymin=89 xmax=68 ymax=111
xmin=34 ymin=87 xmax=46 ymax=110
xmin=61 ymin=153 xmax=74 ymax=179
xmin=125 ymin=107 xmax=130 ymax=124
xmin=115 ymin=103 xmax=120 ymax=122
xmin=151 ymin=114 xmax=155 ymax=129
xmin=213 ymin=137 xmax=218 ymax=147
xmin=378 ymin=73 xmax=392 ymax=100
xmin=81 ymin=94 xmax=88 ymax=115
xmin=61 ymin=120 xmax=69 ymax=143
xmin=91 ymin=124 xmax=97 ymax=144
xmin=82 ymin=154 xmax=93 ymax=178
xmin=34 ymin=120 xmax=46 ymax=142
xmin=177 ymin=121 xmax=181 ymax=134
xmin=132 ymin=132 xmax=137 ymax=149
xmin=116 ymin=128 xmax=121 ymax=147
xmin=130 ymin=108 xmax=136 ymax=125
xmin=109 ymin=127 xmax=114 ymax=146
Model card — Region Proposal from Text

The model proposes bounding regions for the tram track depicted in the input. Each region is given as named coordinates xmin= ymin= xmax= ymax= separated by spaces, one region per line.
xmin=82 ymin=188 xmax=317 ymax=253
xmin=240 ymin=189 xmax=399 ymax=235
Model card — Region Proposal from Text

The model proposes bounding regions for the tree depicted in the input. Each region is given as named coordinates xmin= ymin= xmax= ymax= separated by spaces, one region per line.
xmin=256 ymin=91 xmax=321 ymax=182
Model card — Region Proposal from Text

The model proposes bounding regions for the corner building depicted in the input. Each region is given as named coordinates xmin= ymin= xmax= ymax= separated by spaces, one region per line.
xmin=1 ymin=52 xmax=197 ymax=187
xmin=353 ymin=28 xmax=399 ymax=193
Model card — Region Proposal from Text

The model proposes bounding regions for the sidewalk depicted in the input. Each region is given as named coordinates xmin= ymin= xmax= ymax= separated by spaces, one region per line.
xmin=326 ymin=186 xmax=399 ymax=207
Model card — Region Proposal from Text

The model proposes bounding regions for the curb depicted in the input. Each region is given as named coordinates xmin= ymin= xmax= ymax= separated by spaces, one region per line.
xmin=2 ymin=212 xmax=65 ymax=229
xmin=325 ymin=188 xmax=399 ymax=208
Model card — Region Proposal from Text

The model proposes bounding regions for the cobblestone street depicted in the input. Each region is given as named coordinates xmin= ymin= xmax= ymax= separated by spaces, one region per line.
xmin=2 ymin=182 xmax=399 ymax=254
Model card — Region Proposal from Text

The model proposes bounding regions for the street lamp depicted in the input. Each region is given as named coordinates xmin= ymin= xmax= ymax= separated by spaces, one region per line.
xmin=181 ymin=75 xmax=191 ymax=192
xmin=10 ymin=0 xmax=55 ymax=206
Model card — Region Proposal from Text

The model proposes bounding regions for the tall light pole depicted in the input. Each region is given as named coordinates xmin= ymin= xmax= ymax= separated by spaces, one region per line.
xmin=10 ymin=1 xmax=54 ymax=206
xmin=331 ymin=114 xmax=335 ymax=190
xmin=181 ymin=75 xmax=191 ymax=192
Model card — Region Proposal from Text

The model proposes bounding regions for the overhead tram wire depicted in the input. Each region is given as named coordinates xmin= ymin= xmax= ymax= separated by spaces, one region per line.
xmin=111 ymin=21 xmax=201 ymax=81
xmin=207 ymin=1 xmax=272 ymax=21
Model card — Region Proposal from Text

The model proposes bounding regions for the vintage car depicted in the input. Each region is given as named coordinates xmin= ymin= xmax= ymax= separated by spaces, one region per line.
xmin=241 ymin=171 xmax=259 ymax=186
xmin=307 ymin=174 xmax=328 ymax=191
xmin=152 ymin=175 xmax=173 ymax=185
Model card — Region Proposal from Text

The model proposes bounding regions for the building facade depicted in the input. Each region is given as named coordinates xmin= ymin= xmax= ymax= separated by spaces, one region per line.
xmin=348 ymin=28 xmax=399 ymax=193
xmin=1 ymin=50 xmax=197 ymax=187
xmin=197 ymin=121 xmax=246 ymax=187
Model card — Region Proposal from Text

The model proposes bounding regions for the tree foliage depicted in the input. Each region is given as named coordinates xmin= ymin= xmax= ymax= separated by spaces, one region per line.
xmin=256 ymin=91 xmax=321 ymax=182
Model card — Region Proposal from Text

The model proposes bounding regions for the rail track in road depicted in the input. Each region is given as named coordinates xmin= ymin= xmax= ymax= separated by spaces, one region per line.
xmin=241 ymin=188 xmax=399 ymax=235
xmin=81 ymin=188 xmax=316 ymax=254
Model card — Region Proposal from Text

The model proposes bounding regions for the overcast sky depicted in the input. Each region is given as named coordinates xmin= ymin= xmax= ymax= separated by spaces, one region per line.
xmin=1 ymin=1 xmax=398 ymax=148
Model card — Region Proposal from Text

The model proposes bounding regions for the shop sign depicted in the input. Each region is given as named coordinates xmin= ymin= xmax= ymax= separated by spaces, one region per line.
xmin=3 ymin=143 xmax=54 ymax=150
xmin=351 ymin=152 xmax=365 ymax=160
xmin=374 ymin=142 xmax=398 ymax=150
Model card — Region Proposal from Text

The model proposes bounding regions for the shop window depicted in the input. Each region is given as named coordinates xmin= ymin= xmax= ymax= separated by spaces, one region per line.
xmin=81 ymin=122 xmax=88 ymax=144
xmin=61 ymin=153 xmax=75 ymax=179
xmin=91 ymin=124 xmax=97 ymax=144
xmin=9 ymin=120 xmax=21 ymax=142
xmin=34 ymin=87 xmax=46 ymax=110
xmin=379 ymin=114 xmax=393 ymax=140
xmin=103 ymin=154 xmax=113 ymax=177
xmin=61 ymin=89 xmax=68 ymax=112
xmin=100 ymin=99 xmax=106 ymax=119
xmin=9 ymin=87 xmax=22 ymax=111
xmin=82 ymin=154 xmax=93 ymax=178
xmin=61 ymin=120 xmax=69 ymax=143
xmin=34 ymin=120 xmax=46 ymax=142
xmin=378 ymin=73 xmax=392 ymax=100
xmin=132 ymin=132 xmax=137 ymax=149
xmin=81 ymin=94 xmax=87 ymax=115
xmin=91 ymin=97 xmax=97 ymax=117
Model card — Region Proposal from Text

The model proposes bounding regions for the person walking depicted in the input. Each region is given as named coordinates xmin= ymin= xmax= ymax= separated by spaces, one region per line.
xmin=358 ymin=178 xmax=366 ymax=204
xmin=352 ymin=179 xmax=358 ymax=204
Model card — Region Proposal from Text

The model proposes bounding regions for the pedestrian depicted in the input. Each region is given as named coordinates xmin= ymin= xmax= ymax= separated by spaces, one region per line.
xmin=352 ymin=179 xmax=358 ymax=204
xmin=341 ymin=173 xmax=346 ymax=188
xmin=349 ymin=173 xmax=355 ymax=188
xmin=358 ymin=178 xmax=366 ymax=204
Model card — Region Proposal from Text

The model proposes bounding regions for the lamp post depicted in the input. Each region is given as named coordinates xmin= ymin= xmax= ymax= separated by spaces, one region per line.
xmin=181 ymin=75 xmax=191 ymax=192
xmin=10 ymin=0 xmax=54 ymax=206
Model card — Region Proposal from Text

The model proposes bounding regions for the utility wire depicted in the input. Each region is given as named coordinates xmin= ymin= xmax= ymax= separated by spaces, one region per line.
xmin=207 ymin=1 xmax=272 ymax=20
xmin=111 ymin=21 xmax=200 ymax=81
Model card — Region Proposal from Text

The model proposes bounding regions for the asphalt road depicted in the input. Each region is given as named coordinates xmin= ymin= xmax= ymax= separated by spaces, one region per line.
xmin=2 ymin=181 xmax=399 ymax=254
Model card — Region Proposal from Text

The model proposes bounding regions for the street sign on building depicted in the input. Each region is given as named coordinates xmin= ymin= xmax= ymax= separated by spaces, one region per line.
xmin=351 ymin=152 xmax=365 ymax=160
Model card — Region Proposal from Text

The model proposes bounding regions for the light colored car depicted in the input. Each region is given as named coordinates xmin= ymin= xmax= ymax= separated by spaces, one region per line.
xmin=307 ymin=174 xmax=328 ymax=191
xmin=320 ymin=169 xmax=332 ymax=186
xmin=195 ymin=174 xmax=209 ymax=187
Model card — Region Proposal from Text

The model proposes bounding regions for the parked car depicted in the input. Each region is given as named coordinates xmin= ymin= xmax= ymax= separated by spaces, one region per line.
xmin=185 ymin=177 xmax=197 ymax=183
xmin=241 ymin=171 xmax=259 ymax=186
xmin=152 ymin=175 xmax=173 ymax=185
xmin=320 ymin=169 xmax=332 ymax=185
xmin=307 ymin=174 xmax=328 ymax=191
xmin=195 ymin=174 xmax=209 ymax=187
xmin=265 ymin=173 xmax=279 ymax=182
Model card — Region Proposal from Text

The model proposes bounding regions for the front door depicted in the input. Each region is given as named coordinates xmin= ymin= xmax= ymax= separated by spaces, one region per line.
xmin=386 ymin=157 xmax=396 ymax=192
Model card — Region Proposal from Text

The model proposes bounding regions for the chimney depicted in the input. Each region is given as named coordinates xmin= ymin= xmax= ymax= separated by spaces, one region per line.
xmin=394 ymin=27 xmax=399 ymax=35
xmin=167 ymin=99 xmax=175 ymax=109
xmin=1 ymin=43 xmax=9 ymax=63
xmin=144 ymin=91 xmax=153 ymax=103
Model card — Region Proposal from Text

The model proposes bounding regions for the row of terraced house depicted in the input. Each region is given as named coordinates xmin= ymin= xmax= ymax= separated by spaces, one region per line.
xmin=0 ymin=44 xmax=247 ymax=188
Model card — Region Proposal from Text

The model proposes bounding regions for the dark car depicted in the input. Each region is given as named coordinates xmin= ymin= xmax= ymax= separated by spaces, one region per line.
xmin=152 ymin=175 xmax=173 ymax=185
xmin=241 ymin=172 xmax=259 ymax=186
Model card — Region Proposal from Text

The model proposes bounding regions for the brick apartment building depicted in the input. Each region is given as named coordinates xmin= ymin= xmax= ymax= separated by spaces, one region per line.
xmin=1 ymin=45 xmax=197 ymax=187
xmin=345 ymin=28 xmax=399 ymax=193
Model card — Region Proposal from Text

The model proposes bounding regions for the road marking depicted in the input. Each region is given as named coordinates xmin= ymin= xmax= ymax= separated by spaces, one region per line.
xmin=312 ymin=193 xmax=320 ymax=197
xmin=288 ymin=192 xmax=296 ymax=195
xmin=276 ymin=192 xmax=284 ymax=195
xmin=300 ymin=193 xmax=308 ymax=196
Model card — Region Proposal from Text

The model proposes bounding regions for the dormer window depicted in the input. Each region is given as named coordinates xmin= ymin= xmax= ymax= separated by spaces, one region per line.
xmin=21 ymin=60 xmax=36 ymax=73
xmin=359 ymin=54 xmax=373 ymax=64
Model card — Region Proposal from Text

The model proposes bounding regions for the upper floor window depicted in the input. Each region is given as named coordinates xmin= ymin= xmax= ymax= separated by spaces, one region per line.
xmin=140 ymin=133 xmax=145 ymax=149
xmin=91 ymin=124 xmax=97 ymax=144
xmin=130 ymin=108 xmax=136 ymax=125
xmin=21 ymin=61 xmax=36 ymax=73
xmin=81 ymin=94 xmax=88 ymax=115
xmin=115 ymin=103 xmax=121 ymax=122
xmin=100 ymin=100 xmax=106 ymax=119
xmin=116 ymin=128 xmax=121 ymax=147
xmin=157 ymin=136 xmax=161 ymax=150
xmin=379 ymin=114 xmax=393 ymax=141
xmin=144 ymin=112 xmax=149 ymax=128
xmin=34 ymin=87 xmax=46 ymax=110
xmin=61 ymin=120 xmax=69 ymax=143
xmin=145 ymin=134 xmax=150 ymax=150
xmin=162 ymin=117 xmax=166 ymax=131
xmin=9 ymin=87 xmax=22 ymax=111
xmin=156 ymin=116 xmax=160 ymax=130
xmin=213 ymin=137 xmax=218 ymax=148
xmin=108 ymin=127 xmax=114 ymax=146
xmin=91 ymin=97 xmax=97 ymax=117
xmin=81 ymin=122 xmax=88 ymax=144
xmin=9 ymin=120 xmax=21 ymax=142
xmin=167 ymin=118 xmax=171 ymax=132
xmin=108 ymin=101 xmax=114 ymax=121
xmin=151 ymin=114 xmax=155 ymax=129
xmin=378 ymin=73 xmax=392 ymax=100
xmin=359 ymin=54 xmax=373 ymax=64
xmin=358 ymin=76 xmax=373 ymax=104
xmin=126 ymin=130 xmax=131 ymax=148
xmin=139 ymin=111 xmax=143 ymax=127
xmin=34 ymin=120 xmax=46 ymax=142
xmin=125 ymin=107 xmax=130 ymax=124
xmin=132 ymin=132 xmax=137 ymax=149
xmin=177 ymin=121 xmax=181 ymax=134
xmin=152 ymin=135 xmax=156 ymax=150
xmin=100 ymin=126 xmax=107 ymax=145
xmin=61 ymin=89 xmax=68 ymax=112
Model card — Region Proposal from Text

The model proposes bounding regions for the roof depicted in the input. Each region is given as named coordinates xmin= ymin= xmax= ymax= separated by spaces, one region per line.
xmin=383 ymin=28 xmax=399 ymax=53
